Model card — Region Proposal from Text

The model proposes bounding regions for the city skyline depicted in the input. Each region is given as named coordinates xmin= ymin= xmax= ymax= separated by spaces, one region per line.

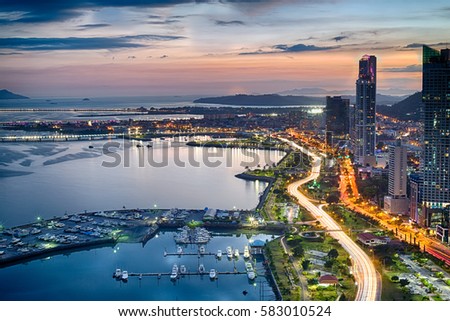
xmin=0 ymin=0 xmax=450 ymax=97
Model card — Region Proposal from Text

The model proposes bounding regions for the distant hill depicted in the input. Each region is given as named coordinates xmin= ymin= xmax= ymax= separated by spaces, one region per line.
xmin=194 ymin=94 xmax=325 ymax=106
xmin=0 ymin=89 xmax=29 ymax=99
xmin=377 ymin=92 xmax=422 ymax=121
xmin=194 ymin=93 xmax=405 ymax=106
xmin=278 ymin=88 xmax=409 ymax=105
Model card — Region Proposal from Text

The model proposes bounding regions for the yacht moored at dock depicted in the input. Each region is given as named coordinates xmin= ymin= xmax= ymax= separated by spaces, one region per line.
xmin=209 ymin=268 xmax=217 ymax=279
xmin=245 ymin=262 xmax=256 ymax=280
xmin=243 ymin=245 xmax=250 ymax=259
xmin=216 ymin=250 xmax=222 ymax=259
xmin=226 ymin=246 xmax=233 ymax=259
xmin=198 ymin=264 xmax=206 ymax=274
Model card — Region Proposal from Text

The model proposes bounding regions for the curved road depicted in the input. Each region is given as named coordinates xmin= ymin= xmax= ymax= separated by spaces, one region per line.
xmin=280 ymin=138 xmax=381 ymax=301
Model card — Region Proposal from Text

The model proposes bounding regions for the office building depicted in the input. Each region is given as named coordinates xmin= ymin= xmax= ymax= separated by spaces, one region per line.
xmin=325 ymin=96 xmax=350 ymax=145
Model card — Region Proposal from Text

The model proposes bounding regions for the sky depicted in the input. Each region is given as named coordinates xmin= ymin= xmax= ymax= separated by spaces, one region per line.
xmin=0 ymin=0 xmax=449 ymax=98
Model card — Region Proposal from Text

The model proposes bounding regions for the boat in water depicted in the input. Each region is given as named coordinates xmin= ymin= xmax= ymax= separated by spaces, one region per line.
xmin=198 ymin=264 xmax=206 ymax=274
xmin=180 ymin=265 xmax=187 ymax=274
xmin=234 ymin=248 xmax=240 ymax=259
xmin=177 ymin=246 xmax=183 ymax=255
xmin=171 ymin=264 xmax=179 ymax=280
xmin=199 ymin=245 xmax=206 ymax=255
xmin=114 ymin=268 xmax=122 ymax=278
xmin=216 ymin=249 xmax=222 ymax=259
xmin=209 ymin=268 xmax=217 ymax=279
xmin=121 ymin=270 xmax=129 ymax=281
xmin=243 ymin=245 xmax=250 ymax=259
xmin=245 ymin=262 xmax=256 ymax=280
xmin=226 ymin=246 xmax=233 ymax=259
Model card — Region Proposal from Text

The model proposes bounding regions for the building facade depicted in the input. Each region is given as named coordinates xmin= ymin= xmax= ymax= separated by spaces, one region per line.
xmin=325 ymin=96 xmax=350 ymax=143
xmin=421 ymin=46 xmax=450 ymax=239
xmin=409 ymin=173 xmax=423 ymax=224
xmin=384 ymin=140 xmax=409 ymax=214
xmin=354 ymin=55 xmax=377 ymax=167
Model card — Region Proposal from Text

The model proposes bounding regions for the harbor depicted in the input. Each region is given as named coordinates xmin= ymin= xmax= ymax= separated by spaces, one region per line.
xmin=0 ymin=207 xmax=284 ymax=267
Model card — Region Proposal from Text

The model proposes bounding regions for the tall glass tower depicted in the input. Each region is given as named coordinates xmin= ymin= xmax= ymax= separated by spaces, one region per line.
xmin=354 ymin=55 xmax=377 ymax=166
xmin=421 ymin=45 xmax=450 ymax=239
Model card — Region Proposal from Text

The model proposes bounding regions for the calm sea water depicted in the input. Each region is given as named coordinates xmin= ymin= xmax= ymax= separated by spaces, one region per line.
xmin=0 ymin=142 xmax=282 ymax=300
xmin=0 ymin=141 xmax=284 ymax=227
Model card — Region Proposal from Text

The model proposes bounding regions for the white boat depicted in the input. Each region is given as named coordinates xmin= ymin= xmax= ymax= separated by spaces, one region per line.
xmin=245 ymin=262 xmax=256 ymax=280
xmin=121 ymin=271 xmax=129 ymax=281
xmin=216 ymin=250 xmax=222 ymax=259
xmin=234 ymin=248 xmax=240 ymax=258
xmin=180 ymin=265 xmax=187 ymax=274
xmin=171 ymin=264 xmax=179 ymax=280
xmin=243 ymin=246 xmax=250 ymax=259
xmin=114 ymin=268 xmax=122 ymax=278
xmin=198 ymin=264 xmax=206 ymax=274
xmin=177 ymin=246 xmax=183 ymax=255
xmin=199 ymin=245 xmax=206 ymax=255
xmin=209 ymin=268 xmax=217 ymax=279
xmin=226 ymin=246 xmax=233 ymax=259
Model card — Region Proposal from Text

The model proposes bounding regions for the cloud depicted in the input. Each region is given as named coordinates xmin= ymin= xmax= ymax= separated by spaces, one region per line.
xmin=0 ymin=52 xmax=22 ymax=55
xmin=147 ymin=19 xmax=180 ymax=25
xmin=404 ymin=42 xmax=449 ymax=49
xmin=331 ymin=35 xmax=348 ymax=42
xmin=77 ymin=23 xmax=111 ymax=29
xmin=0 ymin=0 xmax=301 ymax=24
xmin=0 ymin=35 xmax=184 ymax=51
xmin=240 ymin=43 xmax=339 ymax=55
xmin=382 ymin=64 xmax=421 ymax=73
xmin=215 ymin=20 xmax=245 ymax=26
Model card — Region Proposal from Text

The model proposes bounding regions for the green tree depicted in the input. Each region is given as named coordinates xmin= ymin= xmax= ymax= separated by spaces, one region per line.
xmin=302 ymin=260 xmax=310 ymax=270
xmin=399 ymin=279 xmax=410 ymax=287
xmin=328 ymin=248 xmax=339 ymax=260
xmin=293 ymin=245 xmax=305 ymax=258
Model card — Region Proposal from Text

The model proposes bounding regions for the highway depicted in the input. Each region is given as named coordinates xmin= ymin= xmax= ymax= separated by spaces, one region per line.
xmin=280 ymin=138 xmax=381 ymax=301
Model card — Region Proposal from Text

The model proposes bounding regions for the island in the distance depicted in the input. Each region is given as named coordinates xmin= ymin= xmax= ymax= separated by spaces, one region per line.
xmin=194 ymin=94 xmax=325 ymax=106
xmin=0 ymin=89 xmax=29 ymax=99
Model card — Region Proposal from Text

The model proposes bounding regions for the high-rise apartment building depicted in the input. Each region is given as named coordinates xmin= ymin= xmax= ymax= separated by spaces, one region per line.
xmin=354 ymin=55 xmax=377 ymax=167
xmin=384 ymin=140 xmax=409 ymax=214
xmin=421 ymin=45 xmax=450 ymax=239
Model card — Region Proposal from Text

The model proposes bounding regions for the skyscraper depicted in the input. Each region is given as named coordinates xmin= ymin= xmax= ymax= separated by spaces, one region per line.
xmin=354 ymin=55 xmax=377 ymax=167
xmin=326 ymin=96 xmax=350 ymax=136
xmin=384 ymin=140 xmax=409 ymax=214
xmin=421 ymin=45 xmax=450 ymax=238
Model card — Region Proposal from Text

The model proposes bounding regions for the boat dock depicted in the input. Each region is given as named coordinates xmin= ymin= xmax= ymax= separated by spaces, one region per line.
xmin=126 ymin=271 xmax=247 ymax=278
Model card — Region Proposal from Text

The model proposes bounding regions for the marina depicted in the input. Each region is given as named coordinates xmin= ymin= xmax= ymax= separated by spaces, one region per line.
xmin=0 ymin=207 xmax=284 ymax=267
